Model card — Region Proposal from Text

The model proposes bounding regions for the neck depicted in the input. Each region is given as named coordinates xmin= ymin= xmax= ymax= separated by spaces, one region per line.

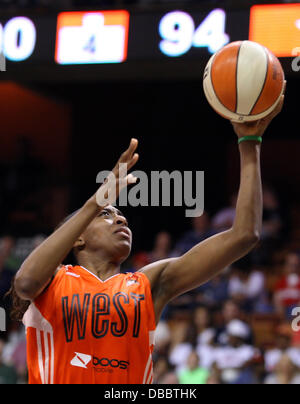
xmin=78 ymin=255 xmax=121 ymax=281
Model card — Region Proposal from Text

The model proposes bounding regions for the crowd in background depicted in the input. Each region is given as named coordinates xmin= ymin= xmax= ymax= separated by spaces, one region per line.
xmin=1 ymin=184 xmax=300 ymax=384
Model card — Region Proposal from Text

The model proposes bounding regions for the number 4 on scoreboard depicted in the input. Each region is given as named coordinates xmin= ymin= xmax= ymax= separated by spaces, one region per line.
xmin=159 ymin=9 xmax=229 ymax=57
xmin=84 ymin=35 xmax=96 ymax=54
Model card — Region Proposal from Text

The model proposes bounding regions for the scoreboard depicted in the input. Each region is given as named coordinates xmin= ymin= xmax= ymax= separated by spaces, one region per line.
xmin=0 ymin=3 xmax=299 ymax=79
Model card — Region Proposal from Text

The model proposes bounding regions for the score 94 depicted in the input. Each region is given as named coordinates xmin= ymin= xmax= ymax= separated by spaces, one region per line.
xmin=159 ymin=9 xmax=229 ymax=57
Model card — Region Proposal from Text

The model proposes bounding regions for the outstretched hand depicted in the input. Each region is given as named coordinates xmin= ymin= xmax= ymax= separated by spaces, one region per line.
xmin=95 ymin=138 xmax=139 ymax=208
xmin=231 ymin=81 xmax=286 ymax=138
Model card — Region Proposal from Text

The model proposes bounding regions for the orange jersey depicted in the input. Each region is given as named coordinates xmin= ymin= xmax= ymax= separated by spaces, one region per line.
xmin=23 ymin=265 xmax=156 ymax=384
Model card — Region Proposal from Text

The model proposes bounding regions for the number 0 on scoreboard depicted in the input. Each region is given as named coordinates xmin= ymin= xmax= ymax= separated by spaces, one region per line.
xmin=55 ymin=10 xmax=130 ymax=64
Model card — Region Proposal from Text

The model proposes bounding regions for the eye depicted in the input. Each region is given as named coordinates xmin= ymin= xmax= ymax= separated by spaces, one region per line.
xmin=99 ymin=210 xmax=109 ymax=217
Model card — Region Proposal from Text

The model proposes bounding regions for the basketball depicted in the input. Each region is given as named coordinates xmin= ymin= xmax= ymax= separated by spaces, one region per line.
xmin=203 ymin=40 xmax=285 ymax=122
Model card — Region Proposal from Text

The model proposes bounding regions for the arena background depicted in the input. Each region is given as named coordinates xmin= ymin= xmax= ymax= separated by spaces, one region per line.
xmin=0 ymin=0 xmax=300 ymax=385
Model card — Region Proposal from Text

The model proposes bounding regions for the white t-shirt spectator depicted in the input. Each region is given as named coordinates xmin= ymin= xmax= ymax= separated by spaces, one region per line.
xmin=197 ymin=328 xmax=215 ymax=346
xmin=265 ymin=348 xmax=300 ymax=372
xmin=229 ymin=271 xmax=265 ymax=299
xmin=214 ymin=344 xmax=258 ymax=383
xmin=214 ymin=345 xmax=257 ymax=369
xmin=169 ymin=343 xmax=193 ymax=374
xmin=196 ymin=345 xmax=216 ymax=370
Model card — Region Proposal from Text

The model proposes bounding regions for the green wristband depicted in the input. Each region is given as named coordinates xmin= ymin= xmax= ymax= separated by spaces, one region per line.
xmin=238 ymin=136 xmax=262 ymax=144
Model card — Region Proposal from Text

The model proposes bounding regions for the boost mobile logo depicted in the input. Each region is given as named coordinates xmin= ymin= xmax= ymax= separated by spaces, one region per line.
xmin=0 ymin=307 xmax=6 ymax=331
xmin=93 ymin=356 xmax=129 ymax=370
xmin=70 ymin=352 xmax=92 ymax=368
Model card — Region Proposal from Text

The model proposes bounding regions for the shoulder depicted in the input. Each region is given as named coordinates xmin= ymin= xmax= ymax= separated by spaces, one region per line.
xmin=138 ymin=258 xmax=177 ymax=291
xmin=49 ymin=264 xmax=70 ymax=283
xmin=35 ymin=264 xmax=72 ymax=299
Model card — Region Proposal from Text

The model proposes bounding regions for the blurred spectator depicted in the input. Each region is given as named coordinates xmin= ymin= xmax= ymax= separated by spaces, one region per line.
xmin=167 ymin=214 xmax=216 ymax=316
xmin=228 ymin=262 xmax=265 ymax=313
xmin=212 ymin=192 xmax=237 ymax=232
xmin=196 ymin=340 xmax=216 ymax=371
xmin=178 ymin=350 xmax=210 ymax=384
xmin=148 ymin=231 xmax=172 ymax=263
xmin=273 ymin=251 xmax=300 ymax=319
xmin=164 ymin=291 xmax=196 ymax=320
xmin=154 ymin=321 xmax=171 ymax=357
xmin=171 ymin=212 xmax=215 ymax=256
xmin=159 ymin=371 xmax=179 ymax=384
xmin=168 ymin=321 xmax=197 ymax=374
xmin=127 ymin=230 xmax=172 ymax=272
xmin=251 ymin=186 xmax=284 ymax=266
xmin=0 ymin=234 xmax=46 ymax=314
xmin=10 ymin=335 xmax=27 ymax=383
xmin=196 ymin=273 xmax=229 ymax=308
xmin=1 ymin=323 xmax=26 ymax=367
xmin=193 ymin=307 xmax=216 ymax=370
xmin=261 ymin=186 xmax=283 ymax=240
xmin=152 ymin=355 xmax=179 ymax=384
xmin=264 ymin=354 xmax=300 ymax=384
xmin=162 ymin=229 xmax=196 ymax=316
xmin=194 ymin=306 xmax=214 ymax=346
xmin=221 ymin=300 xmax=242 ymax=324
xmin=213 ymin=319 xmax=260 ymax=384
xmin=214 ymin=299 xmax=247 ymax=346
xmin=128 ymin=251 xmax=150 ymax=272
xmin=206 ymin=363 xmax=222 ymax=384
xmin=0 ymin=338 xmax=18 ymax=384
xmin=264 ymin=323 xmax=300 ymax=373
xmin=153 ymin=356 xmax=169 ymax=384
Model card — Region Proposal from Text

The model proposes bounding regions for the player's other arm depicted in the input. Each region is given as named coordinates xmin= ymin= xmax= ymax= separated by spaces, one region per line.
xmin=14 ymin=139 xmax=139 ymax=301
xmin=143 ymin=95 xmax=284 ymax=308
xmin=161 ymin=138 xmax=262 ymax=298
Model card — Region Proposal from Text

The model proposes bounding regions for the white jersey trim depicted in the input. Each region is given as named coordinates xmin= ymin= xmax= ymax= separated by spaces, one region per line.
xmin=23 ymin=303 xmax=54 ymax=384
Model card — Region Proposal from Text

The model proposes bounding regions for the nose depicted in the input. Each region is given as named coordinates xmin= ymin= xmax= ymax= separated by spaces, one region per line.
xmin=114 ymin=215 xmax=128 ymax=227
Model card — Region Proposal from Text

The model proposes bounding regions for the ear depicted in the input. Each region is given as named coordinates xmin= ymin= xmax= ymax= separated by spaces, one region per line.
xmin=74 ymin=237 xmax=85 ymax=251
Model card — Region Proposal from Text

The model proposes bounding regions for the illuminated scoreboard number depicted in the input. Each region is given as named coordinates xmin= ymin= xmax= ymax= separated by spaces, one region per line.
xmin=158 ymin=9 xmax=229 ymax=57
xmin=55 ymin=10 xmax=130 ymax=65
xmin=0 ymin=17 xmax=36 ymax=62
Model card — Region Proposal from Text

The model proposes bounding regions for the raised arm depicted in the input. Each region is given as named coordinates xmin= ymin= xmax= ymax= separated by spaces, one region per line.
xmin=14 ymin=139 xmax=139 ymax=301
xmin=142 ymin=94 xmax=285 ymax=321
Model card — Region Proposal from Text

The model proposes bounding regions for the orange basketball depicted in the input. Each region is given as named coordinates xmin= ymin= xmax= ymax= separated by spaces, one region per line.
xmin=203 ymin=40 xmax=285 ymax=122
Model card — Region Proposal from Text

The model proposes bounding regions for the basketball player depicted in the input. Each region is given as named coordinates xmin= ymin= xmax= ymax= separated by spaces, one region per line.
xmin=12 ymin=95 xmax=284 ymax=384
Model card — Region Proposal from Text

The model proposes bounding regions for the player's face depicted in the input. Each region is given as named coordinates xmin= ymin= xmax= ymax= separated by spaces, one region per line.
xmin=82 ymin=205 xmax=132 ymax=263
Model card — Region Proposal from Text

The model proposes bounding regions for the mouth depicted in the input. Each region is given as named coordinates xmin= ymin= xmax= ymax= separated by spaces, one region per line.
xmin=114 ymin=227 xmax=131 ymax=240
